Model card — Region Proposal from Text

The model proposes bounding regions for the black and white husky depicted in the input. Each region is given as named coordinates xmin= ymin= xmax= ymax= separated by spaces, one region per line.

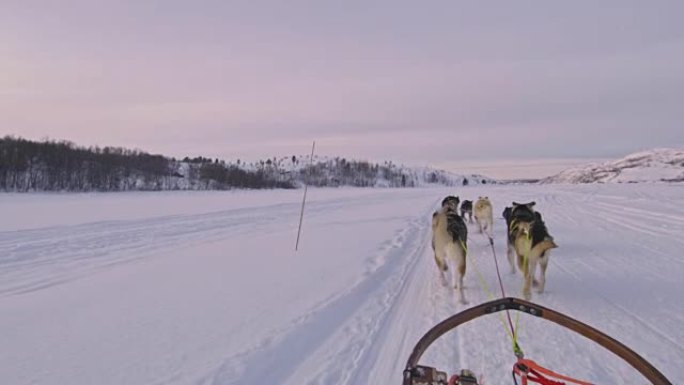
xmin=460 ymin=200 xmax=473 ymax=223
xmin=432 ymin=196 xmax=469 ymax=303
xmin=503 ymin=202 xmax=558 ymax=300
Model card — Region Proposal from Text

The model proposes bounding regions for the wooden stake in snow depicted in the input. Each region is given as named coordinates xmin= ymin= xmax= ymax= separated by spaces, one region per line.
xmin=295 ymin=141 xmax=315 ymax=251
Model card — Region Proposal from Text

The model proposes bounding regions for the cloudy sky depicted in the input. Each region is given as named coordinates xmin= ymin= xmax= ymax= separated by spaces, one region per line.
xmin=2 ymin=1 xmax=683 ymax=178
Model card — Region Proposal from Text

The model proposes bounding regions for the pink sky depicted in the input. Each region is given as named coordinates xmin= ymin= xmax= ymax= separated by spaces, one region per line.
xmin=2 ymin=1 xmax=683 ymax=178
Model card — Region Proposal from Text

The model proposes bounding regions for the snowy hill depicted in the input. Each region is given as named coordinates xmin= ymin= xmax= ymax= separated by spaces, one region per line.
xmin=158 ymin=155 xmax=496 ymax=190
xmin=263 ymin=154 xmax=496 ymax=187
xmin=542 ymin=148 xmax=684 ymax=184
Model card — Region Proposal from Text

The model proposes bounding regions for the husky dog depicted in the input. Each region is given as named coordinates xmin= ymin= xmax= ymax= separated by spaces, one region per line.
xmin=460 ymin=200 xmax=473 ymax=223
xmin=432 ymin=195 xmax=469 ymax=303
xmin=506 ymin=202 xmax=558 ymax=300
xmin=473 ymin=197 xmax=494 ymax=235
xmin=502 ymin=206 xmax=512 ymax=223
xmin=502 ymin=206 xmax=514 ymax=273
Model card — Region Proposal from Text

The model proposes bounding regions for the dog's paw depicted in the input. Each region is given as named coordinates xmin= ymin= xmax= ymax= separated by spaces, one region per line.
xmin=532 ymin=279 xmax=540 ymax=287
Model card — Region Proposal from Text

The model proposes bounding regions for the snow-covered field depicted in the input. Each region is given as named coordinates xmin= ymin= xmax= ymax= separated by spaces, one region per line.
xmin=1 ymin=185 xmax=682 ymax=385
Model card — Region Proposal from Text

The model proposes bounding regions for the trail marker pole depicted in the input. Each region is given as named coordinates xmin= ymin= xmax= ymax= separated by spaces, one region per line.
xmin=295 ymin=141 xmax=315 ymax=251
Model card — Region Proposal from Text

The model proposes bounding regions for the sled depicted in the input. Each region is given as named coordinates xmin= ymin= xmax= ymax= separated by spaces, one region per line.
xmin=403 ymin=297 xmax=672 ymax=385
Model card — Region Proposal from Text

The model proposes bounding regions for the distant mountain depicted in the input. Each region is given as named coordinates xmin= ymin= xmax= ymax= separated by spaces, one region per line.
xmin=542 ymin=148 xmax=684 ymax=184
xmin=0 ymin=136 xmax=496 ymax=192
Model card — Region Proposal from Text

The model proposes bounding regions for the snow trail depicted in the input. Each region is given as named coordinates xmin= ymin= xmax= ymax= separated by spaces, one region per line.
xmin=0 ymin=184 xmax=681 ymax=384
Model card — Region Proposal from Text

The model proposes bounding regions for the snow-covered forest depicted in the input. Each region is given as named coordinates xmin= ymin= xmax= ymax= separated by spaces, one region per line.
xmin=0 ymin=137 xmax=493 ymax=192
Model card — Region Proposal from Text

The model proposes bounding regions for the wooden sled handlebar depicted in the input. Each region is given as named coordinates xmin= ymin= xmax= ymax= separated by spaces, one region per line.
xmin=403 ymin=297 xmax=671 ymax=385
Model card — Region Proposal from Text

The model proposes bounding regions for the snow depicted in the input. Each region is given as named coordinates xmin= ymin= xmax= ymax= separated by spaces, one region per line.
xmin=543 ymin=148 xmax=684 ymax=184
xmin=1 ymin=184 xmax=682 ymax=385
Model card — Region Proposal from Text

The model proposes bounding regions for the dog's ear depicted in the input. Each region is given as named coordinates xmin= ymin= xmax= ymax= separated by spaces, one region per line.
xmin=529 ymin=201 xmax=536 ymax=207
xmin=512 ymin=201 xmax=520 ymax=206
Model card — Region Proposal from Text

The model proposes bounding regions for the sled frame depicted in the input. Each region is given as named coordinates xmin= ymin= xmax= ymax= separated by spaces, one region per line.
xmin=403 ymin=297 xmax=671 ymax=385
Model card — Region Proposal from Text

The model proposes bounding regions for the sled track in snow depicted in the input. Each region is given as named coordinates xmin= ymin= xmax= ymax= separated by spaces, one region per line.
xmin=204 ymin=200 xmax=439 ymax=385
xmin=2 ymin=186 xmax=682 ymax=385
xmin=204 ymin=186 xmax=684 ymax=385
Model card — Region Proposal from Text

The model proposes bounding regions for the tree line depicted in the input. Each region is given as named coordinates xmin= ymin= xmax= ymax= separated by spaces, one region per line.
xmin=0 ymin=136 xmax=470 ymax=192
xmin=0 ymin=137 xmax=293 ymax=191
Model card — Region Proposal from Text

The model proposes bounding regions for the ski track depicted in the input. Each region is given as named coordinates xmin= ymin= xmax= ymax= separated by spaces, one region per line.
xmin=0 ymin=193 xmax=401 ymax=297
xmin=1 ymin=184 xmax=682 ymax=385
xmin=554 ymin=259 xmax=684 ymax=356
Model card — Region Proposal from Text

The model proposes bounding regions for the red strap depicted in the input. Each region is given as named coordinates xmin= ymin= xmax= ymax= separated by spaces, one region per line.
xmin=514 ymin=359 xmax=594 ymax=385
xmin=514 ymin=363 xmax=562 ymax=385
xmin=523 ymin=368 xmax=567 ymax=385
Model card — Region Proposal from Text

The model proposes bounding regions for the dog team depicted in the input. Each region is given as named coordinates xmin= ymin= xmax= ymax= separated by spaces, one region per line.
xmin=431 ymin=195 xmax=557 ymax=302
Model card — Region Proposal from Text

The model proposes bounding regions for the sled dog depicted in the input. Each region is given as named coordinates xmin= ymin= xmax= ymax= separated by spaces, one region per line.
xmin=505 ymin=202 xmax=558 ymax=300
xmin=459 ymin=200 xmax=473 ymax=223
xmin=431 ymin=196 xmax=469 ymax=303
xmin=473 ymin=197 xmax=494 ymax=235
xmin=502 ymin=206 xmax=514 ymax=272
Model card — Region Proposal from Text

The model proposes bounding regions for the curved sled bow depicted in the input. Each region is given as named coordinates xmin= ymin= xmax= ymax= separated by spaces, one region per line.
xmin=403 ymin=297 xmax=671 ymax=385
